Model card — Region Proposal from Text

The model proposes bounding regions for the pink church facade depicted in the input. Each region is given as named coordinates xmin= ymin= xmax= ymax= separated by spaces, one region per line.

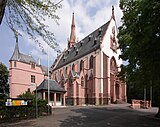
xmin=52 ymin=7 xmax=127 ymax=105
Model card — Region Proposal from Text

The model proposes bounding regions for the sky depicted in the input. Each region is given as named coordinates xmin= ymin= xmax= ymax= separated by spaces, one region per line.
xmin=0 ymin=0 xmax=123 ymax=68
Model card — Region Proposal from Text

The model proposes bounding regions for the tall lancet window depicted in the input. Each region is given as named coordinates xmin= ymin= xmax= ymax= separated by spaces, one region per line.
xmin=89 ymin=55 xmax=93 ymax=69
xmin=72 ymin=64 xmax=75 ymax=71
xmin=80 ymin=60 xmax=84 ymax=71
xmin=81 ymin=77 xmax=84 ymax=87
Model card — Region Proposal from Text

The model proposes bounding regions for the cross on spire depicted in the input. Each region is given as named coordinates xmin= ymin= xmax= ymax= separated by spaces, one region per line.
xmin=112 ymin=5 xmax=115 ymax=20
xmin=15 ymin=31 xmax=19 ymax=43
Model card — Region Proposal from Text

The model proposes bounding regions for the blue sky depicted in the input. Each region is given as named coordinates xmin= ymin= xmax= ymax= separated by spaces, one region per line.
xmin=0 ymin=0 xmax=122 ymax=68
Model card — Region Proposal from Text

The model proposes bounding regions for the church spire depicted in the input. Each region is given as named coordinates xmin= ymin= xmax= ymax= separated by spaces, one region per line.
xmin=71 ymin=12 xmax=75 ymax=27
xmin=10 ymin=33 xmax=20 ymax=61
xmin=111 ymin=5 xmax=115 ymax=20
xmin=68 ymin=12 xmax=76 ymax=48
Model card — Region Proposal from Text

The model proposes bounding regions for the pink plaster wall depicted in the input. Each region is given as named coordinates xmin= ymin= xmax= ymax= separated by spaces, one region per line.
xmin=94 ymin=53 xmax=100 ymax=99
xmin=10 ymin=61 xmax=45 ymax=98
xmin=75 ymin=62 xmax=78 ymax=72
xmin=103 ymin=53 xmax=107 ymax=97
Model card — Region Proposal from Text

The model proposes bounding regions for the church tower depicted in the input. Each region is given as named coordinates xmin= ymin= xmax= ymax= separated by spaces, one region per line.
xmin=68 ymin=13 xmax=76 ymax=48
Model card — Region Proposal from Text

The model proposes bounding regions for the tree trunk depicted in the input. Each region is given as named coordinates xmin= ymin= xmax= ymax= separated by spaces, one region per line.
xmin=155 ymin=90 xmax=160 ymax=118
xmin=155 ymin=105 xmax=160 ymax=118
xmin=0 ymin=0 xmax=7 ymax=25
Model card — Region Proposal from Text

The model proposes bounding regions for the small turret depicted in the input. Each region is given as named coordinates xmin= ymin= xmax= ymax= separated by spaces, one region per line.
xmin=37 ymin=58 xmax=41 ymax=65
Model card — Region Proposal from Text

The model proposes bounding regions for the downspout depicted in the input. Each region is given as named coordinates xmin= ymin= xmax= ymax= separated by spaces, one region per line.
xmin=99 ymin=40 xmax=103 ymax=104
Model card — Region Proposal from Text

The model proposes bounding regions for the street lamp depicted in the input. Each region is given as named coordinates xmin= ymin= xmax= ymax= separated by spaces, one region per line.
xmin=35 ymin=83 xmax=38 ymax=118
xmin=31 ymin=83 xmax=38 ymax=118
xmin=47 ymin=44 xmax=50 ymax=115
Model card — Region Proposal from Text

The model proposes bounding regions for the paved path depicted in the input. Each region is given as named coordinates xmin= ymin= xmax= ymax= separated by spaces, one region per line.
xmin=1 ymin=104 xmax=160 ymax=127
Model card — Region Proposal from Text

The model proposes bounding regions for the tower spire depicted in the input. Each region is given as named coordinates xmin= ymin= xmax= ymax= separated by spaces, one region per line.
xmin=68 ymin=12 xmax=76 ymax=48
xmin=111 ymin=5 xmax=115 ymax=20
xmin=10 ymin=32 xmax=20 ymax=61
xmin=72 ymin=12 xmax=75 ymax=27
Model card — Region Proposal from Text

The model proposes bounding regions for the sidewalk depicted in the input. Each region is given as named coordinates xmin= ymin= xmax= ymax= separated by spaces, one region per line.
xmin=135 ymin=107 xmax=158 ymax=113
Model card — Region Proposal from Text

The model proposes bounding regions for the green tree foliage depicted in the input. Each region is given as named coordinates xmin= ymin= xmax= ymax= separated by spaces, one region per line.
xmin=118 ymin=0 xmax=160 ymax=117
xmin=18 ymin=90 xmax=35 ymax=100
xmin=18 ymin=90 xmax=47 ymax=106
xmin=0 ymin=0 xmax=63 ymax=52
xmin=0 ymin=62 xmax=9 ymax=97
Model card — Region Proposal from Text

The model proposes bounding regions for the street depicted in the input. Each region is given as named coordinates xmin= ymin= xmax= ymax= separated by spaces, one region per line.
xmin=1 ymin=104 xmax=160 ymax=127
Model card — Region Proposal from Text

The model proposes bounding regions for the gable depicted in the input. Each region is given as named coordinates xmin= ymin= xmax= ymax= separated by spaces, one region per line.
xmin=102 ymin=18 xmax=122 ymax=67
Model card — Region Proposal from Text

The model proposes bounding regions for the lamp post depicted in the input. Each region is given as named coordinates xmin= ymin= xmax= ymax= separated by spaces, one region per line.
xmin=47 ymin=44 xmax=50 ymax=115
xmin=30 ymin=83 xmax=38 ymax=118
xmin=35 ymin=83 xmax=38 ymax=118
xmin=150 ymin=85 xmax=152 ymax=107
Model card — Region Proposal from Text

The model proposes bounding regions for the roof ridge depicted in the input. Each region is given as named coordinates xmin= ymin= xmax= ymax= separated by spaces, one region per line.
xmin=36 ymin=79 xmax=66 ymax=92
xmin=66 ymin=20 xmax=110 ymax=51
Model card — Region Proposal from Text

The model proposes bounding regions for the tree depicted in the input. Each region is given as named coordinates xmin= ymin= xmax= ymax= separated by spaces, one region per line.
xmin=18 ymin=90 xmax=47 ymax=106
xmin=0 ymin=62 xmax=9 ymax=97
xmin=0 ymin=0 xmax=63 ymax=52
xmin=18 ymin=89 xmax=35 ymax=99
xmin=118 ymin=0 xmax=160 ymax=117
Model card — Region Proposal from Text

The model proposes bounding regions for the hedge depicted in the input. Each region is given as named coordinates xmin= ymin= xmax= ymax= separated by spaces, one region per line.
xmin=0 ymin=105 xmax=52 ymax=123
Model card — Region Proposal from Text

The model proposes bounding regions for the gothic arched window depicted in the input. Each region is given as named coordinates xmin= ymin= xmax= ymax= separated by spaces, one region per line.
xmin=81 ymin=77 xmax=84 ymax=87
xmin=72 ymin=64 xmax=75 ymax=71
xmin=65 ymin=67 xmax=68 ymax=74
xmin=110 ymin=57 xmax=118 ymax=73
xmin=89 ymin=55 xmax=93 ymax=69
xmin=80 ymin=60 xmax=84 ymax=71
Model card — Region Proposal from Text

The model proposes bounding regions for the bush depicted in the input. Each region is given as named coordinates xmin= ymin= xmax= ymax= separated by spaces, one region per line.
xmin=0 ymin=105 xmax=52 ymax=123
xmin=0 ymin=99 xmax=5 ymax=107
xmin=37 ymin=99 xmax=47 ymax=107
xmin=0 ymin=93 xmax=8 ymax=108
xmin=0 ymin=91 xmax=52 ymax=123
xmin=18 ymin=91 xmax=47 ymax=107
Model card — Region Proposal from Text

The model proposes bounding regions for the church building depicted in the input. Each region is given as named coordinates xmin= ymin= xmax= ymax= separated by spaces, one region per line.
xmin=52 ymin=6 xmax=127 ymax=105
xmin=9 ymin=6 xmax=126 ymax=106
xmin=9 ymin=37 xmax=66 ymax=106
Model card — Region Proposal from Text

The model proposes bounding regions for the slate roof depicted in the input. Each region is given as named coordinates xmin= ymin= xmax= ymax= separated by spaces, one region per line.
xmin=36 ymin=79 xmax=66 ymax=92
xmin=54 ymin=20 xmax=110 ymax=70
xmin=19 ymin=53 xmax=36 ymax=63
xmin=10 ymin=42 xmax=51 ymax=76
xmin=10 ymin=42 xmax=36 ymax=63
xmin=10 ymin=42 xmax=19 ymax=61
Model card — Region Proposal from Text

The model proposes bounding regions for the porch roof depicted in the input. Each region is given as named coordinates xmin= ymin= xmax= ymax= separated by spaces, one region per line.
xmin=36 ymin=79 xmax=66 ymax=92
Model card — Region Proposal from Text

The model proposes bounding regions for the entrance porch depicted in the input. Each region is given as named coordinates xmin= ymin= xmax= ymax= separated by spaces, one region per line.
xmin=36 ymin=79 xmax=66 ymax=107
